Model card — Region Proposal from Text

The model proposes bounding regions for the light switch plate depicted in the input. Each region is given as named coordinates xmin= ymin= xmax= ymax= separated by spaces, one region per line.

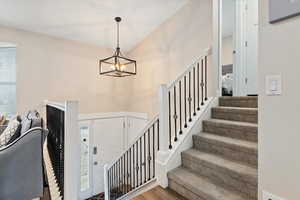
xmin=266 ymin=74 xmax=282 ymax=96
xmin=263 ymin=191 xmax=286 ymax=200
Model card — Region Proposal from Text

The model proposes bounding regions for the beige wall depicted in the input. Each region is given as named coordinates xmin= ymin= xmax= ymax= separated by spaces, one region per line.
xmin=0 ymin=26 xmax=131 ymax=114
xmin=0 ymin=0 xmax=214 ymax=118
xmin=258 ymin=1 xmax=300 ymax=200
xmin=222 ymin=36 xmax=233 ymax=66
xmin=127 ymin=0 xmax=213 ymax=117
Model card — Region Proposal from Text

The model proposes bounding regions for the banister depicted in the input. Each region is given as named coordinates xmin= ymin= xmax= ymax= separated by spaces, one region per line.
xmin=106 ymin=116 xmax=159 ymax=200
xmin=108 ymin=114 xmax=159 ymax=169
xmin=167 ymin=47 xmax=212 ymax=89
xmin=44 ymin=100 xmax=66 ymax=111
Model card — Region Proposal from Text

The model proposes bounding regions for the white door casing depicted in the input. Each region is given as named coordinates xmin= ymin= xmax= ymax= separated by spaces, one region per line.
xmin=233 ymin=0 xmax=247 ymax=96
xmin=234 ymin=0 xmax=258 ymax=96
xmin=216 ymin=0 xmax=258 ymax=96
xmin=245 ymin=0 xmax=258 ymax=95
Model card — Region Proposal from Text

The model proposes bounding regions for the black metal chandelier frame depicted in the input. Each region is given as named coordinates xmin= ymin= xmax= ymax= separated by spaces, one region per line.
xmin=99 ymin=17 xmax=137 ymax=77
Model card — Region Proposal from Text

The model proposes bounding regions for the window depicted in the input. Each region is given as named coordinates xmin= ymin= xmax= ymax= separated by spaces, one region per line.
xmin=80 ymin=126 xmax=90 ymax=192
xmin=0 ymin=47 xmax=16 ymax=117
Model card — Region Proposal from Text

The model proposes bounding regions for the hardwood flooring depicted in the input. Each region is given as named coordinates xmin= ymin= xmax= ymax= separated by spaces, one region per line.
xmin=40 ymin=186 xmax=186 ymax=200
xmin=131 ymin=186 xmax=188 ymax=200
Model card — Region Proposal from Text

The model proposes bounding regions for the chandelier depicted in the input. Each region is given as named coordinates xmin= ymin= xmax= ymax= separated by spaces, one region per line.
xmin=99 ymin=17 xmax=137 ymax=77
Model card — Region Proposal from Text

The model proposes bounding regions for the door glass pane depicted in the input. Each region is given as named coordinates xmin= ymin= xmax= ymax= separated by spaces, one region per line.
xmin=80 ymin=126 xmax=90 ymax=191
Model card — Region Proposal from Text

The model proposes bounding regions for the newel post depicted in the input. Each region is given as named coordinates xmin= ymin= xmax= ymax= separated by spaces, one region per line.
xmin=158 ymin=84 xmax=170 ymax=153
xmin=156 ymin=84 xmax=170 ymax=188
xmin=64 ymin=101 xmax=80 ymax=200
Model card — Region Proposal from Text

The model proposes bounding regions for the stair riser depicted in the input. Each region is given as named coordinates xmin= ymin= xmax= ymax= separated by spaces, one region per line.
xmin=212 ymin=108 xmax=258 ymax=123
xmin=182 ymin=154 xmax=257 ymax=200
xmin=203 ymin=121 xmax=258 ymax=142
xmin=168 ymin=179 xmax=207 ymax=200
xmin=193 ymin=136 xmax=257 ymax=167
xmin=219 ymin=98 xmax=258 ymax=108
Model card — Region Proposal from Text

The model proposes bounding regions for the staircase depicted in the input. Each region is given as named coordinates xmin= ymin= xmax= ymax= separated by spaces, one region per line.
xmin=167 ymin=96 xmax=258 ymax=200
xmin=105 ymin=49 xmax=212 ymax=200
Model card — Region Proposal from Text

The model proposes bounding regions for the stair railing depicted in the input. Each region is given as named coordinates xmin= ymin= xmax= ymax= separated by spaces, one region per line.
xmin=105 ymin=116 xmax=159 ymax=200
xmin=161 ymin=48 xmax=211 ymax=150
xmin=105 ymin=48 xmax=212 ymax=200
xmin=46 ymin=104 xmax=65 ymax=198
xmin=44 ymin=101 xmax=80 ymax=200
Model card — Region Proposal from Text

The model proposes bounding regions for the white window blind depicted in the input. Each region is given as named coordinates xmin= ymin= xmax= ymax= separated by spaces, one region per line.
xmin=0 ymin=47 xmax=16 ymax=116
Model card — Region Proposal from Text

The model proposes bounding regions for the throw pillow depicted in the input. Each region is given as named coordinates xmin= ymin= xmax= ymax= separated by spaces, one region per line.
xmin=0 ymin=119 xmax=20 ymax=148
xmin=21 ymin=110 xmax=42 ymax=135
xmin=7 ymin=124 xmax=22 ymax=145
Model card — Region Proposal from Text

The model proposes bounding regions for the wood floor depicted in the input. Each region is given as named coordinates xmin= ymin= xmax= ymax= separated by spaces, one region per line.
xmin=131 ymin=186 xmax=188 ymax=200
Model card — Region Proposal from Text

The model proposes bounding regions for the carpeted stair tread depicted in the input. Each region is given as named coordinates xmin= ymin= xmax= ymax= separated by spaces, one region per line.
xmin=195 ymin=133 xmax=258 ymax=151
xmin=182 ymin=149 xmax=257 ymax=180
xmin=203 ymin=119 xmax=258 ymax=142
xmin=212 ymin=107 xmax=258 ymax=123
xmin=193 ymin=133 xmax=258 ymax=166
xmin=204 ymin=119 xmax=258 ymax=128
xmin=168 ymin=167 xmax=251 ymax=200
xmin=219 ymin=97 xmax=258 ymax=108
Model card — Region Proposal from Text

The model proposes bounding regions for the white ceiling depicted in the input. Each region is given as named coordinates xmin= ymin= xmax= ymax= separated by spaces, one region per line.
xmin=222 ymin=0 xmax=235 ymax=38
xmin=0 ymin=0 xmax=189 ymax=51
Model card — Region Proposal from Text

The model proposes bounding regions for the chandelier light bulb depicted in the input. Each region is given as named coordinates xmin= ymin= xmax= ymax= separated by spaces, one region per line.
xmin=120 ymin=65 xmax=125 ymax=71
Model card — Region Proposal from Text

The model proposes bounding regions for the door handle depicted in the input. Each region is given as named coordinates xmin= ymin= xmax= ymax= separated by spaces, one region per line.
xmin=94 ymin=161 xmax=98 ymax=166
xmin=93 ymin=147 xmax=97 ymax=155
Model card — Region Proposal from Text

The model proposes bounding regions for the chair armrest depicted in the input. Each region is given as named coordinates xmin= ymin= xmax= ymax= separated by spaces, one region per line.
xmin=0 ymin=128 xmax=44 ymax=199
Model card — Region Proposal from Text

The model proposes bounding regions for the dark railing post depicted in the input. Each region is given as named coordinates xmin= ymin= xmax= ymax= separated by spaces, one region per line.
xmin=144 ymin=134 xmax=146 ymax=183
xmin=197 ymin=62 xmax=200 ymax=111
xmin=132 ymin=144 xmax=135 ymax=189
xmin=148 ymin=128 xmax=151 ymax=181
xmin=193 ymin=67 xmax=196 ymax=116
xmin=184 ymin=76 xmax=187 ymax=128
xmin=173 ymin=86 xmax=178 ymax=142
xmin=201 ymin=59 xmax=204 ymax=106
xmin=129 ymin=147 xmax=132 ymax=191
xmin=205 ymin=56 xmax=208 ymax=101
xmin=188 ymin=71 xmax=192 ymax=122
xmin=136 ymin=142 xmax=139 ymax=188
xmin=153 ymin=122 xmax=156 ymax=178
xmin=157 ymin=119 xmax=160 ymax=151
xmin=139 ymin=138 xmax=142 ymax=186
xmin=179 ymin=81 xmax=183 ymax=134
xmin=168 ymin=91 xmax=172 ymax=149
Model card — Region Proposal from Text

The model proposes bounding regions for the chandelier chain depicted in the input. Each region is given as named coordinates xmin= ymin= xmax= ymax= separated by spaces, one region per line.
xmin=117 ymin=20 xmax=120 ymax=48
